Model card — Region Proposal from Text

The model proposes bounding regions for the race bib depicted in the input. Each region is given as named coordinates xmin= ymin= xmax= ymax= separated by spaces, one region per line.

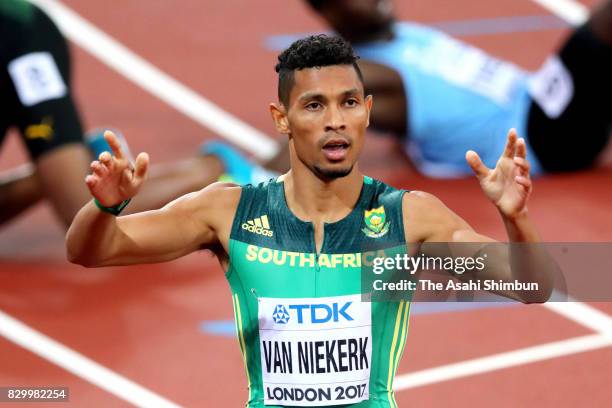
xmin=8 ymin=52 xmax=67 ymax=107
xmin=258 ymin=295 xmax=372 ymax=406
xmin=527 ymin=56 xmax=574 ymax=118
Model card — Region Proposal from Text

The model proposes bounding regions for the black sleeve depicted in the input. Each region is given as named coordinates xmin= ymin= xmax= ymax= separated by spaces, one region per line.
xmin=4 ymin=4 xmax=84 ymax=160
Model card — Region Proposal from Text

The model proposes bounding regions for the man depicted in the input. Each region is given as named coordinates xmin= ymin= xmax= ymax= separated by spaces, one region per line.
xmin=0 ymin=0 xmax=227 ymax=229
xmin=258 ymin=0 xmax=612 ymax=178
xmin=67 ymin=36 xmax=552 ymax=407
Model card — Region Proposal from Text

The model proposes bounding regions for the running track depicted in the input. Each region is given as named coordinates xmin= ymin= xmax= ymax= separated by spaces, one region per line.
xmin=1 ymin=0 xmax=611 ymax=406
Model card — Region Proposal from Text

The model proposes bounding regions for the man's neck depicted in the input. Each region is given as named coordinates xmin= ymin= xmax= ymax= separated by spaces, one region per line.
xmin=282 ymin=166 xmax=364 ymax=225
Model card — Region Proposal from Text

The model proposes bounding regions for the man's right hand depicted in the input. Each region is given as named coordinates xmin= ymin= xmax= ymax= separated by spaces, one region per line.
xmin=85 ymin=130 xmax=149 ymax=207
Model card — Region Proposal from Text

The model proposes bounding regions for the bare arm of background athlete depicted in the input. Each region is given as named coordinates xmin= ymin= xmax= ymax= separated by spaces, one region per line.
xmin=404 ymin=129 xmax=554 ymax=303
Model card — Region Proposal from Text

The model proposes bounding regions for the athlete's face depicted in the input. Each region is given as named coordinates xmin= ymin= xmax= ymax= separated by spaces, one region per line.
xmin=271 ymin=65 xmax=372 ymax=180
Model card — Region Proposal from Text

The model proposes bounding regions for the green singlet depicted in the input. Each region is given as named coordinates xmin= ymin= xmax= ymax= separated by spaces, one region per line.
xmin=227 ymin=176 xmax=410 ymax=407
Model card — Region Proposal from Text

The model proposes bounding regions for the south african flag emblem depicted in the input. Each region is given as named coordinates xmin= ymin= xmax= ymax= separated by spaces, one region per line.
xmin=362 ymin=206 xmax=390 ymax=238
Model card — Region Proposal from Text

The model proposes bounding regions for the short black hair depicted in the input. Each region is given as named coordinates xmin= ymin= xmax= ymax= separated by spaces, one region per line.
xmin=275 ymin=34 xmax=363 ymax=106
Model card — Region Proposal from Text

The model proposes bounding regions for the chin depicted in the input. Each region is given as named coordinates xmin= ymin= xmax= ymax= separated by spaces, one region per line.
xmin=313 ymin=164 xmax=354 ymax=180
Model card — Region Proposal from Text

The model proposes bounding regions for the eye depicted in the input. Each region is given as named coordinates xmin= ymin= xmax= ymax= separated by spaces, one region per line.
xmin=305 ymin=102 xmax=322 ymax=111
xmin=345 ymin=98 xmax=359 ymax=107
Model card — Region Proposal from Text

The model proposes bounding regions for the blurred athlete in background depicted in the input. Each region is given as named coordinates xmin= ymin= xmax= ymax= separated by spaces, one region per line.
xmin=0 ymin=0 xmax=224 ymax=229
xmin=212 ymin=0 xmax=612 ymax=180
xmin=268 ymin=0 xmax=612 ymax=177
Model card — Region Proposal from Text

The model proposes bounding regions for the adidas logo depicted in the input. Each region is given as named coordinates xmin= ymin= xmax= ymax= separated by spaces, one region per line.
xmin=242 ymin=215 xmax=274 ymax=237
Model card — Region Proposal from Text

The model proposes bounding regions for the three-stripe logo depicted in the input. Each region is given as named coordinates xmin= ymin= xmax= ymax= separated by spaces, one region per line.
xmin=242 ymin=215 xmax=274 ymax=237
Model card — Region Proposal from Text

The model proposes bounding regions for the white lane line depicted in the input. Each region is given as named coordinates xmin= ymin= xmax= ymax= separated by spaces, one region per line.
xmin=530 ymin=0 xmax=589 ymax=25
xmin=394 ymin=333 xmax=612 ymax=390
xmin=0 ymin=310 xmax=182 ymax=408
xmin=27 ymin=0 xmax=279 ymax=160
xmin=544 ymin=302 xmax=612 ymax=334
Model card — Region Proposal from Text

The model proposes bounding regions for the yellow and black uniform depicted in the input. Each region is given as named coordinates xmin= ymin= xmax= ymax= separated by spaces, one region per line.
xmin=0 ymin=0 xmax=83 ymax=160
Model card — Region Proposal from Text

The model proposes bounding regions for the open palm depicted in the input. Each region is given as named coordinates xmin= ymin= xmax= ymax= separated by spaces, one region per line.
xmin=85 ymin=131 xmax=149 ymax=207
xmin=466 ymin=129 xmax=532 ymax=218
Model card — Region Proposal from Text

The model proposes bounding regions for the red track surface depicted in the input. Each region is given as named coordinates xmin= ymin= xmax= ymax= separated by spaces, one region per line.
xmin=1 ymin=0 xmax=610 ymax=407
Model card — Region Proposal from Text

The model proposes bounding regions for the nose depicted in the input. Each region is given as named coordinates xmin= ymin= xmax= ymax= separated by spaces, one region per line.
xmin=324 ymin=104 xmax=346 ymax=132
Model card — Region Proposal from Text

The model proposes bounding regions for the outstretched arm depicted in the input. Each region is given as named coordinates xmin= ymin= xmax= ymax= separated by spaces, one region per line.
xmin=66 ymin=131 xmax=238 ymax=267
xmin=405 ymin=129 xmax=554 ymax=303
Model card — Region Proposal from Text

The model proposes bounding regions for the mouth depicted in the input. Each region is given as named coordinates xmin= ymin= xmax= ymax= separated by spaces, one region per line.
xmin=321 ymin=138 xmax=351 ymax=162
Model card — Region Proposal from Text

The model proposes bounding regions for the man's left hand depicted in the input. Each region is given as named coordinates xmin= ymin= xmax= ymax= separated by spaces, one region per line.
xmin=466 ymin=128 xmax=532 ymax=219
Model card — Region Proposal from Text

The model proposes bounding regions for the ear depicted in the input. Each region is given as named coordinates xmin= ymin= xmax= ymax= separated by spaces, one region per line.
xmin=269 ymin=103 xmax=290 ymax=135
xmin=365 ymin=94 xmax=373 ymax=128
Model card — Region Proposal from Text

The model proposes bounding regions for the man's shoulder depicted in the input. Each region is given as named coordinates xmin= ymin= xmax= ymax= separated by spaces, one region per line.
xmin=402 ymin=190 xmax=455 ymax=220
xmin=367 ymin=176 xmax=406 ymax=201
xmin=177 ymin=182 xmax=242 ymax=243
xmin=192 ymin=181 xmax=243 ymax=212
xmin=190 ymin=180 xmax=275 ymax=226
xmin=403 ymin=190 xmax=442 ymax=207
xmin=401 ymin=190 xmax=464 ymax=242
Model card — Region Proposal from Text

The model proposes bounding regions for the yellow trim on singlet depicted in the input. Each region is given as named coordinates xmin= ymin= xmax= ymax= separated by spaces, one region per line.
xmin=232 ymin=294 xmax=252 ymax=396
xmin=386 ymin=300 xmax=405 ymax=408
xmin=393 ymin=301 xmax=411 ymax=379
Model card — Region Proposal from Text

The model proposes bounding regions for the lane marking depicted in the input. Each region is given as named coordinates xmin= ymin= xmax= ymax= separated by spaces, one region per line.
xmin=0 ymin=310 xmax=182 ymax=408
xmin=265 ymin=14 xmax=570 ymax=51
xmin=27 ymin=0 xmax=278 ymax=160
xmin=394 ymin=333 xmax=612 ymax=390
xmin=530 ymin=0 xmax=589 ymax=25
xmin=429 ymin=14 xmax=569 ymax=36
xmin=544 ymin=302 xmax=612 ymax=334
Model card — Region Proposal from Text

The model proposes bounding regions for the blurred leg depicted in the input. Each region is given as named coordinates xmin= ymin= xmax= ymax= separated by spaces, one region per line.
xmin=0 ymin=164 xmax=44 ymax=226
xmin=589 ymin=0 xmax=612 ymax=44
xmin=129 ymin=155 xmax=224 ymax=212
xmin=35 ymin=143 xmax=93 ymax=227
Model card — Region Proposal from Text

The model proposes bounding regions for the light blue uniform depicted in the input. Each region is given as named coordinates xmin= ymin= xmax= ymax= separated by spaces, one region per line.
xmin=354 ymin=23 xmax=542 ymax=177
